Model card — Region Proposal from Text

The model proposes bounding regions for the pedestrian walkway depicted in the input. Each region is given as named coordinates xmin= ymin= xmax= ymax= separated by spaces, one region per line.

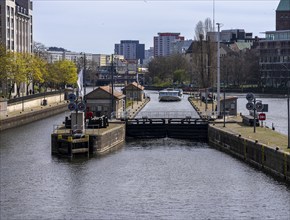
xmin=126 ymin=97 xmax=150 ymax=119
xmin=0 ymin=101 xmax=68 ymax=121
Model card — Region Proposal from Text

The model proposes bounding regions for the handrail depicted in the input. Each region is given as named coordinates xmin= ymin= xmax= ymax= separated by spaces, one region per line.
xmin=8 ymin=90 xmax=65 ymax=105
xmin=135 ymin=111 xmax=200 ymax=119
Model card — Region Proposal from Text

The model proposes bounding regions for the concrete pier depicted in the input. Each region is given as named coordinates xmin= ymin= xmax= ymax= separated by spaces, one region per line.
xmin=51 ymin=122 xmax=125 ymax=157
xmin=189 ymin=96 xmax=290 ymax=183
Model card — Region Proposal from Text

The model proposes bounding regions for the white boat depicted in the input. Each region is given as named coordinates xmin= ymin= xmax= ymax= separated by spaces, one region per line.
xmin=158 ymin=88 xmax=183 ymax=101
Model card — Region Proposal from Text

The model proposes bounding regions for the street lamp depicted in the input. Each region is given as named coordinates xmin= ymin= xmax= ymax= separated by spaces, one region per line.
xmin=216 ymin=23 xmax=221 ymax=117
xmin=81 ymin=53 xmax=87 ymax=118
xmin=281 ymin=63 xmax=290 ymax=149
xmin=110 ymin=54 xmax=119 ymax=118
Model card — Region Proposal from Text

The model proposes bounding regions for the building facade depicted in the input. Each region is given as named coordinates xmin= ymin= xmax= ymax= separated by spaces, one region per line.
xmin=170 ymin=39 xmax=193 ymax=55
xmin=153 ymin=32 xmax=184 ymax=57
xmin=114 ymin=40 xmax=145 ymax=64
xmin=259 ymin=30 xmax=290 ymax=87
xmin=276 ymin=0 xmax=290 ymax=30
xmin=0 ymin=0 xmax=33 ymax=53
xmin=259 ymin=0 xmax=290 ymax=88
xmin=220 ymin=29 xmax=253 ymax=43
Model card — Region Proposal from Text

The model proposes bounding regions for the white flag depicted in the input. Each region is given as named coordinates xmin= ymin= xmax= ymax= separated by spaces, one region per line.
xmin=77 ymin=68 xmax=83 ymax=97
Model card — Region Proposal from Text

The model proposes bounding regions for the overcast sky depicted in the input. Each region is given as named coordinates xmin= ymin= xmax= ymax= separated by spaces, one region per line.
xmin=32 ymin=0 xmax=280 ymax=54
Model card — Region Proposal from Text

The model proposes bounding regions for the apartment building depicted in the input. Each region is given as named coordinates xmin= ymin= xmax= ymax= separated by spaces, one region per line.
xmin=153 ymin=32 xmax=184 ymax=57
xmin=0 ymin=0 xmax=33 ymax=53
xmin=114 ymin=40 xmax=145 ymax=64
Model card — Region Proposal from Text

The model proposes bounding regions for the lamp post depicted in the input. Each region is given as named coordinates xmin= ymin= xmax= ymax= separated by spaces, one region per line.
xmin=223 ymin=82 xmax=226 ymax=127
xmin=110 ymin=54 xmax=115 ymax=119
xmin=281 ymin=63 xmax=290 ymax=149
xmin=216 ymin=23 xmax=221 ymax=117
xmin=82 ymin=53 xmax=87 ymax=118
xmin=83 ymin=53 xmax=87 ymax=100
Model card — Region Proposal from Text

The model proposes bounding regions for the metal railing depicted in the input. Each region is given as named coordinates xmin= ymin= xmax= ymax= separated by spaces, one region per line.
xmin=8 ymin=90 xmax=64 ymax=105
xmin=135 ymin=111 xmax=199 ymax=119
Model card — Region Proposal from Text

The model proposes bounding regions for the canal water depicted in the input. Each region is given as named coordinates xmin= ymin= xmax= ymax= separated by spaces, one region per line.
xmin=1 ymin=91 xmax=290 ymax=220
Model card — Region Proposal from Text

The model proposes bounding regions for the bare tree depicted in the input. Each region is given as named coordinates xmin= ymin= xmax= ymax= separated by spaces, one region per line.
xmin=33 ymin=41 xmax=49 ymax=60
xmin=204 ymin=17 xmax=213 ymax=38
xmin=195 ymin=21 xmax=204 ymax=41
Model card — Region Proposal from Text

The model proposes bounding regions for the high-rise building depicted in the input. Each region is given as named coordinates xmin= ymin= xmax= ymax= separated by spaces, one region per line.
xmin=0 ymin=0 xmax=33 ymax=53
xmin=114 ymin=40 xmax=145 ymax=64
xmin=259 ymin=0 xmax=290 ymax=88
xmin=153 ymin=32 xmax=184 ymax=57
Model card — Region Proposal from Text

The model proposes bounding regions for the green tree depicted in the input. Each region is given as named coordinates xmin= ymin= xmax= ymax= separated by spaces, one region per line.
xmin=0 ymin=45 xmax=14 ymax=97
xmin=29 ymin=55 xmax=47 ymax=94
xmin=148 ymin=54 xmax=190 ymax=86
xmin=53 ymin=60 xmax=78 ymax=88
xmin=8 ymin=52 xmax=28 ymax=98
xmin=173 ymin=69 xmax=188 ymax=84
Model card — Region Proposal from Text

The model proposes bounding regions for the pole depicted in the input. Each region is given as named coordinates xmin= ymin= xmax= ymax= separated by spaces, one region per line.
xmin=223 ymin=85 xmax=226 ymax=127
xmin=216 ymin=23 xmax=221 ymax=117
xmin=111 ymin=54 xmax=114 ymax=119
xmin=22 ymin=92 xmax=24 ymax=111
xmin=213 ymin=0 xmax=215 ymax=31
xmin=83 ymin=53 xmax=87 ymax=120
xmin=287 ymin=90 xmax=290 ymax=149
xmin=281 ymin=64 xmax=289 ymax=148
xmin=253 ymin=98 xmax=256 ymax=133
xmin=83 ymin=53 xmax=86 ymax=98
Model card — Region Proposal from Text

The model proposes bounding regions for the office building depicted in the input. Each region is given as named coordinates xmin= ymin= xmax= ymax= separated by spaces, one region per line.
xmin=0 ymin=0 xmax=33 ymax=53
xmin=259 ymin=0 xmax=290 ymax=88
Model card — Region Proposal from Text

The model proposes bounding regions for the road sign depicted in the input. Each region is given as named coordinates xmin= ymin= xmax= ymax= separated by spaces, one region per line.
xmin=77 ymin=102 xmax=86 ymax=111
xmin=259 ymin=113 xmax=266 ymax=121
xmin=246 ymin=93 xmax=255 ymax=102
xmin=68 ymin=93 xmax=77 ymax=102
xmin=261 ymin=104 xmax=268 ymax=112
xmin=255 ymin=102 xmax=263 ymax=111
xmin=68 ymin=103 xmax=76 ymax=111
xmin=246 ymin=102 xmax=254 ymax=110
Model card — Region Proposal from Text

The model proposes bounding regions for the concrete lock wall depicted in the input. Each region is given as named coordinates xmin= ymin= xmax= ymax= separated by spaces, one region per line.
xmin=93 ymin=123 xmax=125 ymax=155
xmin=208 ymin=125 xmax=290 ymax=183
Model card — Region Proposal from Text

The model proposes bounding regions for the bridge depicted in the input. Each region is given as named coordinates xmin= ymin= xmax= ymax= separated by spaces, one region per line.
xmin=125 ymin=111 xmax=208 ymax=141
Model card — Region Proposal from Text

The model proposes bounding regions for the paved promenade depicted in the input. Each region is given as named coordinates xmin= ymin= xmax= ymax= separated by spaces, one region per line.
xmin=0 ymin=100 xmax=68 ymax=120
xmin=125 ymin=97 xmax=150 ymax=119
xmin=189 ymin=97 xmax=290 ymax=154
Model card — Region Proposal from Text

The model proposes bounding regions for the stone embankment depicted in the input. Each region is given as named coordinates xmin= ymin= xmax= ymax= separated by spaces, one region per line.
xmin=189 ymin=96 xmax=290 ymax=183
xmin=0 ymin=94 xmax=68 ymax=131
